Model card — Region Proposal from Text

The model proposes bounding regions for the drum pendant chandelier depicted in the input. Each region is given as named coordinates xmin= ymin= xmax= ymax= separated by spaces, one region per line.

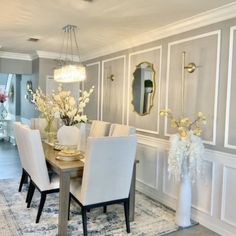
xmin=54 ymin=25 xmax=86 ymax=83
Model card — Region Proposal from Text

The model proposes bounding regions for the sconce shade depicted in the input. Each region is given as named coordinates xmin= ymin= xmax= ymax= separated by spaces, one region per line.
xmin=54 ymin=25 xmax=86 ymax=83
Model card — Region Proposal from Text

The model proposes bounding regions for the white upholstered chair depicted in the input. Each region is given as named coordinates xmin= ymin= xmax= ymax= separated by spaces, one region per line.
xmin=109 ymin=123 xmax=136 ymax=136
xmin=13 ymin=122 xmax=31 ymax=192
xmin=69 ymin=135 xmax=137 ymax=235
xmin=89 ymin=120 xmax=110 ymax=137
xmin=20 ymin=125 xmax=59 ymax=223
xmin=30 ymin=118 xmax=48 ymax=139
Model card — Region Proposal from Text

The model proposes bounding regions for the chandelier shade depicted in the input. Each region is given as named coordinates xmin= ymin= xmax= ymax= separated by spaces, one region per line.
xmin=54 ymin=25 xmax=86 ymax=83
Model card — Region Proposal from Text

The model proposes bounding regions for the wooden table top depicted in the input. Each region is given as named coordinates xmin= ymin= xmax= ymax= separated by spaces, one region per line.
xmin=43 ymin=142 xmax=84 ymax=174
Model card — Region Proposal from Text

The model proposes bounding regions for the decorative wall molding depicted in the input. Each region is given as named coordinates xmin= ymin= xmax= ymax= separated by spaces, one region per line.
xmin=165 ymin=30 xmax=221 ymax=145
xmin=220 ymin=163 xmax=236 ymax=229
xmin=127 ymin=46 xmax=162 ymax=134
xmin=81 ymin=2 xmax=236 ymax=61
xmin=85 ymin=61 xmax=101 ymax=120
xmin=137 ymin=134 xmax=236 ymax=235
xmin=36 ymin=50 xmax=81 ymax=62
xmin=0 ymin=51 xmax=32 ymax=61
xmin=224 ymin=26 xmax=236 ymax=150
xmin=101 ymin=55 xmax=126 ymax=123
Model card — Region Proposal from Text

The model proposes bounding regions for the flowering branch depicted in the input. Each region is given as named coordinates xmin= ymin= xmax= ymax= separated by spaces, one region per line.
xmin=52 ymin=85 xmax=94 ymax=126
xmin=160 ymin=109 xmax=207 ymax=137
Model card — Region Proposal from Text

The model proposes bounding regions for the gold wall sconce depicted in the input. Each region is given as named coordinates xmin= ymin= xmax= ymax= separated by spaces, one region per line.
xmin=184 ymin=62 xmax=197 ymax=73
xmin=107 ymin=74 xmax=115 ymax=81
xmin=181 ymin=51 xmax=198 ymax=114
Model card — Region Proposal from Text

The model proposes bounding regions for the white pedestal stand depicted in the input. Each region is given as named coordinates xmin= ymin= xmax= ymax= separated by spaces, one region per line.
xmin=175 ymin=171 xmax=191 ymax=227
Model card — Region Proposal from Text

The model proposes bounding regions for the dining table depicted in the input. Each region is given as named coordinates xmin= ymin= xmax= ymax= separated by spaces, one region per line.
xmin=43 ymin=142 xmax=138 ymax=236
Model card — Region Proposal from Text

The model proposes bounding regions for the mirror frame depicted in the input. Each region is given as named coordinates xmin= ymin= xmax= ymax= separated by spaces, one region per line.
xmin=131 ymin=61 xmax=156 ymax=116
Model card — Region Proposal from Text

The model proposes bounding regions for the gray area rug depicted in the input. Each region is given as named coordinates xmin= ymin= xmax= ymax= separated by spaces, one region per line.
xmin=0 ymin=179 xmax=179 ymax=235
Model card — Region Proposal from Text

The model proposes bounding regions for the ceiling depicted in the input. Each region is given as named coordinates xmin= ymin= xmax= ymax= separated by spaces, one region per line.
xmin=1 ymin=0 xmax=236 ymax=59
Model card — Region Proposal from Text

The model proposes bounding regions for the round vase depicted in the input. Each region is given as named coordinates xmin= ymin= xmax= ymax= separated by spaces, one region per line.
xmin=175 ymin=171 xmax=191 ymax=227
xmin=57 ymin=125 xmax=80 ymax=146
xmin=0 ymin=103 xmax=8 ymax=119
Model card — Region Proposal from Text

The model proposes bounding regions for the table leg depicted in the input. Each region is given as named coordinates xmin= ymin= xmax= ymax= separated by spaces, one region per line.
xmin=58 ymin=172 xmax=70 ymax=236
xmin=129 ymin=162 xmax=136 ymax=222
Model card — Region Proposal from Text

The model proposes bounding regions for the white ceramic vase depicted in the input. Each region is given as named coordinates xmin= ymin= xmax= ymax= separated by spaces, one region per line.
xmin=175 ymin=171 xmax=191 ymax=227
xmin=57 ymin=125 xmax=80 ymax=146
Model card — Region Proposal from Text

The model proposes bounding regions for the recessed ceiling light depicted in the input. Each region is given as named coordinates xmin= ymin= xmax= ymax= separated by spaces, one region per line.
xmin=28 ymin=38 xmax=39 ymax=42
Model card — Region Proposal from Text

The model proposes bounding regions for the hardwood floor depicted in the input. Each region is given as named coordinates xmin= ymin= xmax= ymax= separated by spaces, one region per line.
xmin=0 ymin=140 xmax=219 ymax=236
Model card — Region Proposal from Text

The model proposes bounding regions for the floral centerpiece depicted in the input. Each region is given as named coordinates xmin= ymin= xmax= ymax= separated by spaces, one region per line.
xmin=50 ymin=85 xmax=94 ymax=147
xmin=160 ymin=109 xmax=207 ymax=227
xmin=51 ymin=84 xmax=94 ymax=126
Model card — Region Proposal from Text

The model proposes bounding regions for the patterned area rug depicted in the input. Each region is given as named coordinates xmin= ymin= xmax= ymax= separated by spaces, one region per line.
xmin=0 ymin=179 xmax=179 ymax=235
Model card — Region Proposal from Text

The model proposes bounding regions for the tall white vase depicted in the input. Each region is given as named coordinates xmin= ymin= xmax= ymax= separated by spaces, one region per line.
xmin=175 ymin=171 xmax=191 ymax=227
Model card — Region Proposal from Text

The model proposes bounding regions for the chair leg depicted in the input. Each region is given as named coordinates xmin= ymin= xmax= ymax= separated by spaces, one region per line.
xmin=81 ymin=207 xmax=88 ymax=236
xmin=36 ymin=192 xmax=47 ymax=223
xmin=124 ymin=199 xmax=130 ymax=233
xmin=26 ymin=180 xmax=35 ymax=207
xmin=68 ymin=194 xmax=71 ymax=220
xmin=18 ymin=169 xmax=27 ymax=192
xmin=103 ymin=206 xmax=107 ymax=213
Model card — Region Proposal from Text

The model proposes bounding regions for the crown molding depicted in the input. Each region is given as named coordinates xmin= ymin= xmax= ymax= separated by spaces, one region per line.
xmin=81 ymin=2 xmax=236 ymax=61
xmin=1 ymin=2 xmax=236 ymax=62
xmin=36 ymin=50 xmax=81 ymax=62
xmin=0 ymin=51 xmax=32 ymax=61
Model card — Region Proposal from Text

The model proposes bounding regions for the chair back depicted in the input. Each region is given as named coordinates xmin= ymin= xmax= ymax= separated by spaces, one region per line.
xmin=20 ymin=126 xmax=51 ymax=191
xmin=89 ymin=120 xmax=110 ymax=137
xmin=80 ymin=135 xmax=137 ymax=205
xmin=13 ymin=122 xmax=30 ymax=174
xmin=30 ymin=118 xmax=48 ymax=139
xmin=109 ymin=124 xmax=136 ymax=136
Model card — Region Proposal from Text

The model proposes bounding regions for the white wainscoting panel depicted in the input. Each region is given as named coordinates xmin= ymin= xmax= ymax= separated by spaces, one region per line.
xmin=192 ymin=160 xmax=214 ymax=215
xmin=136 ymin=144 xmax=159 ymax=189
xmin=221 ymin=166 xmax=236 ymax=227
xmin=136 ymin=135 xmax=236 ymax=236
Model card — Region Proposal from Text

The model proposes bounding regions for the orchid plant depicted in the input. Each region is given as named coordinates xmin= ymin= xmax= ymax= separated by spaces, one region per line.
xmin=159 ymin=109 xmax=207 ymax=137
xmin=52 ymin=84 xmax=94 ymax=126
xmin=160 ymin=109 xmax=207 ymax=182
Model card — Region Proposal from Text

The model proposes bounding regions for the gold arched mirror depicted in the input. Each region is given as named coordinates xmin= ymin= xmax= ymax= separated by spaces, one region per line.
xmin=132 ymin=62 xmax=155 ymax=115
